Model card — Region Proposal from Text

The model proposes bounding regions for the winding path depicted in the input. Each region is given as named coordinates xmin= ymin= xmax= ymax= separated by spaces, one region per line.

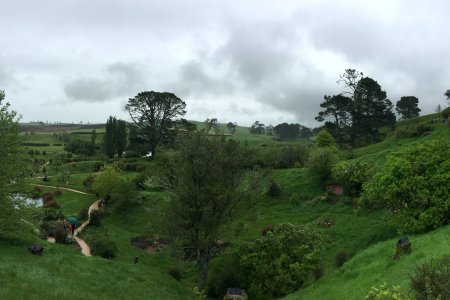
xmin=31 ymin=184 xmax=93 ymax=195
xmin=41 ymin=184 xmax=101 ymax=257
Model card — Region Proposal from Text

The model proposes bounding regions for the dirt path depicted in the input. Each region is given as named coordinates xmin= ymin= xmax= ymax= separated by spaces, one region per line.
xmin=31 ymin=184 xmax=93 ymax=195
xmin=72 ymin=199 xmax=101 ymax=257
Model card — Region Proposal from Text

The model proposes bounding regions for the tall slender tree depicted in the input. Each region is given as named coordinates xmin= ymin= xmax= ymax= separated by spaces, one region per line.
xmin=116 ymin=120 xmax=127 ymax=158
xmin=104 ymin=116 xmax=117 ymax=158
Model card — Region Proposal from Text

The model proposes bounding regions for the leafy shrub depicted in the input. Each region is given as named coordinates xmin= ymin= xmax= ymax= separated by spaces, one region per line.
xmin=316 ymin=129 xmax=336 ymax=148
xmin=313 ymin=263 xmax=325 ymax=280
xmin=53 ymin=189 xmax=62 ymax=196
xmin=31 ymin=186 xmax=42 ymax=199
xmin=78 ymin=206 xmax=89 ymax=221
xmin=266 ymin=180 xmax=281 ymax=197
xmin=441 ymin=106 xmax=450 ymax=120
xmin=236 ymin=223 xmax=324 ymax=299
xmin=409 ymin=256 xmax=450 ymax=300
xmin=167 ymin=268 xmax=182 ymax=281
xmin=261 ymin=224 xmax=275 ymax=236
xmin=361 ymin=139 xmax=450 ymax=233
xmin=89 ymin=210 xmax=103 ymax=227
xmin=365 ymin=283 xmax=409 ymax=300
xmin=82 ymin=175 xmax=96 ymax=191
xmin=332 ymin=160 xmax=376 ymax=195
xmin=93 ymin=236 xmax=117 ymax=259
xmin=308 ymin=148 xmax=340 ymax=183
xmin=54 ymin=226 xmax=68 ymax=244
xmin=335 ymin=251 xmax=348 ymax=267
xmin=395 ymin=122 xmax=432 ymax=138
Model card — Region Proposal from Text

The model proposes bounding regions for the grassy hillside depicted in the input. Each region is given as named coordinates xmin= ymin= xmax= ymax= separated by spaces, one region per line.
xmin=284 ymin=225 xmax=450 ymax=300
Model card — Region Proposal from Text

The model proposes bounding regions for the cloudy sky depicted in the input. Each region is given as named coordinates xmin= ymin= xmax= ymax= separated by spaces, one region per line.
xmin=1 ymin=0 xmax=449 ymax=126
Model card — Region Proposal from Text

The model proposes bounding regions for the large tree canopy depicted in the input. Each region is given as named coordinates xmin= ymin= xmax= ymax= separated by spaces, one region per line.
xmin=0 ymin=91 xmax=27 ymax=241
xmin=396 ymin=96 xmax=421 ymax=119
xmin=124 ymin=91 xmax=186 ymax=157
xmin=317 ymin=70 xmax=396 ymax=147
xmin=158 ymin=131 xmax=255 ymax=291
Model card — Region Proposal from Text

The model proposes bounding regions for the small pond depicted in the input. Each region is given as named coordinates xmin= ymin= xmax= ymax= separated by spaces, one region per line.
xmin=11 ymin=194 xmax=43 ymax=208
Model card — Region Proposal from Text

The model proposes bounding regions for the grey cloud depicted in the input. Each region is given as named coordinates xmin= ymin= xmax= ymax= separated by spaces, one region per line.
xmin=64 ymin=61 xmax=144 ymax=102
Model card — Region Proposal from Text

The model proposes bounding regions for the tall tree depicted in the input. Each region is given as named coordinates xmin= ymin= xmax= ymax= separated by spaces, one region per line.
xmin=445 ymin=89 xmax=450 ymax=100
xmin=352 ymin=77 xmax=396 ymax=145
xmin=226 ymin=122 xmax=237 ymax=134
xmin=103 ymin=116 xmax=117 ymax=158
xmin=91 ymin=129 xmax=97 ymax=145
xmin=125 ymin=91 xmax=186 ymax=157
xmin=159 ymin=132 xmax=255 ymax=291
xmin=396 ymin=96 xmax=421 ymax=119
xmin=115 ymin=120 xmax=127 ymax=158
xmin=274 ymin=123 xmax=300 ymax=140
xmin=0 ymin=91 xmax=27 ymax=241
xmin=315 ymin=94 xmax=353 ymax=145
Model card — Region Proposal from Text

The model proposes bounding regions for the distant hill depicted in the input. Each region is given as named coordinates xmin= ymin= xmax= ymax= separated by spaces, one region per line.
xmin=19 ymin=123 xmax=106 ymax=132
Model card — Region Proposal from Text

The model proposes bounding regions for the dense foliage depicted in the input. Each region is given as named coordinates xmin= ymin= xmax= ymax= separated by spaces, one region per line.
xmin=410 ymin=256 xmax=450 ymax=300
xmin=237 ymin=223 xmax=324 ymax=299
xmin=64 ymin=139 xmax=96 ymax=156
xmin=307 ymin=148 xmax=340 ymax=182
xmin=332 ymin=160 xmax=376 ymax=195
xmin=0 ymin=91 xmax=28 ymax=242
xmin=362 ymin=139 xmax=450 ymax=233
xmin=396 ymin=96 xmax=421 ymax=120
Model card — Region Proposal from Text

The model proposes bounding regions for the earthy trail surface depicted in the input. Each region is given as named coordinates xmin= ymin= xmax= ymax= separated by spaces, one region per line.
xmin=31 ymin=184 xmax=92 ymax=195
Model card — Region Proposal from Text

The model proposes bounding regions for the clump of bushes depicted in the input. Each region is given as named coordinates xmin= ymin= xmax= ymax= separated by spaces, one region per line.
xmin=332 ymin=160 xmax=376 ymax=196
xmin=54 ymin=227 xmax=68 ymax=244
xmin=261 ymin=224 xmax=275 ymax=236
xmin=89 ymin=210 xmax=103 ymax=227
xmin=335 ymin=251 xmax=348 ymax=267
xmin=93 ymin=236 xmax=117 ymax=259
xmin=307 ymin=148 xmax=340 ymax=183
xmin=365 ymin=283 xmax=409 ymax=300
xmin=361 ymin=139 xmax=450 ymax=233
xmin=167 ymin=268 xmax=182 ymax=281
xmin=42 ymin=193 xmax=60 ymax=209
xmin=82 ymin=175 xmax=96 ymax=192
xmin=395 ymin=122 xmax=433 ymax=138
xmin=409 ymin=256 xmax=450 ymax=300
xmin=266 ymin=180 xmax=281 ymax=197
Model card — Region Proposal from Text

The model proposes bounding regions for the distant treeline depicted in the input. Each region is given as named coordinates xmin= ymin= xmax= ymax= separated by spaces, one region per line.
xmin=21 ymin=143 xmax=64 ymax=147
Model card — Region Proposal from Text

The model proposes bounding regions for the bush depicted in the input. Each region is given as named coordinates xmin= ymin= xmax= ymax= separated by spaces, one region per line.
xmin=167 ymin=268 xmax=182 ymax=281
xmin=53 ymin=189 xmax=62 ymax=196
xmin=446 ymin=117 xmax=450 ymax=128
xmin=89 ymin=210 xmax=103 ymax=227
xmin=332 ymin=160 xmax=376 ymax=196
xmin=441 ymin=106 xmax=450 ymax=120
xmin=361 ymin=139 xmax=450 ymax=233
xmin=409 ymin=256 xmax=450 ymax=300
xmin=313 ymin=263 xmax=325 ymax=280
xmin=266 ymin=180 xmax=281 ymax=197
xmin=78 ymin=206 xmax=89 ymax=221
xmin=93 ymin=236 xmax=117 ymax=259
xmin=335 ymin=251 xmax=348 ymax=267
xmin=54 ymin=226 xmax=68 ymax=244
xmin=308 ymin=148 xmax=340 ymax=183
xmin=82 ymin=175 xmax=96 ymax=191
xmin=261 ymin=224 xmax=275 ymax=236
xmin=316 ymin=129 xmax=336 ymax=148
xmin=236 ymin=223 xmax=324 ymax=299
xmin=365 ymin=283 xmax=409 ymax=300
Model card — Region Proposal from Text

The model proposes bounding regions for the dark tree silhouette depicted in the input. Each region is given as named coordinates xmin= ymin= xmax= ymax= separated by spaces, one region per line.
xmin=396 ymin=96 xmax=421 ymax=119
xmin=125 ymin=91 xmax=186 ymax=157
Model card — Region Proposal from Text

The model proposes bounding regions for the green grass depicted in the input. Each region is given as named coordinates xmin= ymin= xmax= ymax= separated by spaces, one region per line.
xmin=0 ymin=241 xmax=195 ymax=300
xmin=283 ymin=225 xmax=450 ymax=300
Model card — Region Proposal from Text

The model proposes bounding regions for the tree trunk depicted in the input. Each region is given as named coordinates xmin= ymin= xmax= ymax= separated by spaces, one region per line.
xmin=197 ymin=254 xmax=209 ymax=291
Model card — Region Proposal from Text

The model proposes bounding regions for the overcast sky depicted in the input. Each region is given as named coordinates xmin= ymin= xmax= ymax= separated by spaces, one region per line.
xmin=1 ymin=0 xmax=449 ymax=127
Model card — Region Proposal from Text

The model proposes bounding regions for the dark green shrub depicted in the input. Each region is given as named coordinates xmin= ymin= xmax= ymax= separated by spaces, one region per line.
xmin=365 ymin=284 xmax=409 ymax=300
xmin=89 ymin=210 xmax=103 ymax=227
xmin=441 ymin=106 xmax=450 ymax=120
xmin=410 ymin=256 xmax=450 ymax=300
xmin=167 ymin=268 xmax=182 ymax=281
xmin=93 ymin=236 xmax=117 ymax=259
xmin=313 ymin=263 xmax=325 ymax=280
xmin=82 ymin=175 xmax=95 ymax=191
xmin=54 ymin=226 xmax=67 ymax=244
xmin=31 ymin=186 xmax=42 ymax=199
xmin=53 ymin=189 xmax=62 ymax=196
xmin=332 ymin=160 xmax=376 ymax=196
xmin=261 ymin=224 xmax=275 ymax=236
xmin=307 ymin=148 xmax=340 ymax=183
xmin=266 ymin=180 xmax=281 ymax=197
xmin=78 ymin=206 xmax=89 ymax=221
xmin=335 ymin=251 xmax=348 ymax=267
xmin=446 ymin=117 xmax=450 ymax=128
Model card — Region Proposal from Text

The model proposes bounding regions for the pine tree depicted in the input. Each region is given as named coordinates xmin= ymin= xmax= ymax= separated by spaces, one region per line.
xmin=116 ymin=120 xmax=127 ymax=158
xmin=104 ymin=116 xmax=117 ymax=158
